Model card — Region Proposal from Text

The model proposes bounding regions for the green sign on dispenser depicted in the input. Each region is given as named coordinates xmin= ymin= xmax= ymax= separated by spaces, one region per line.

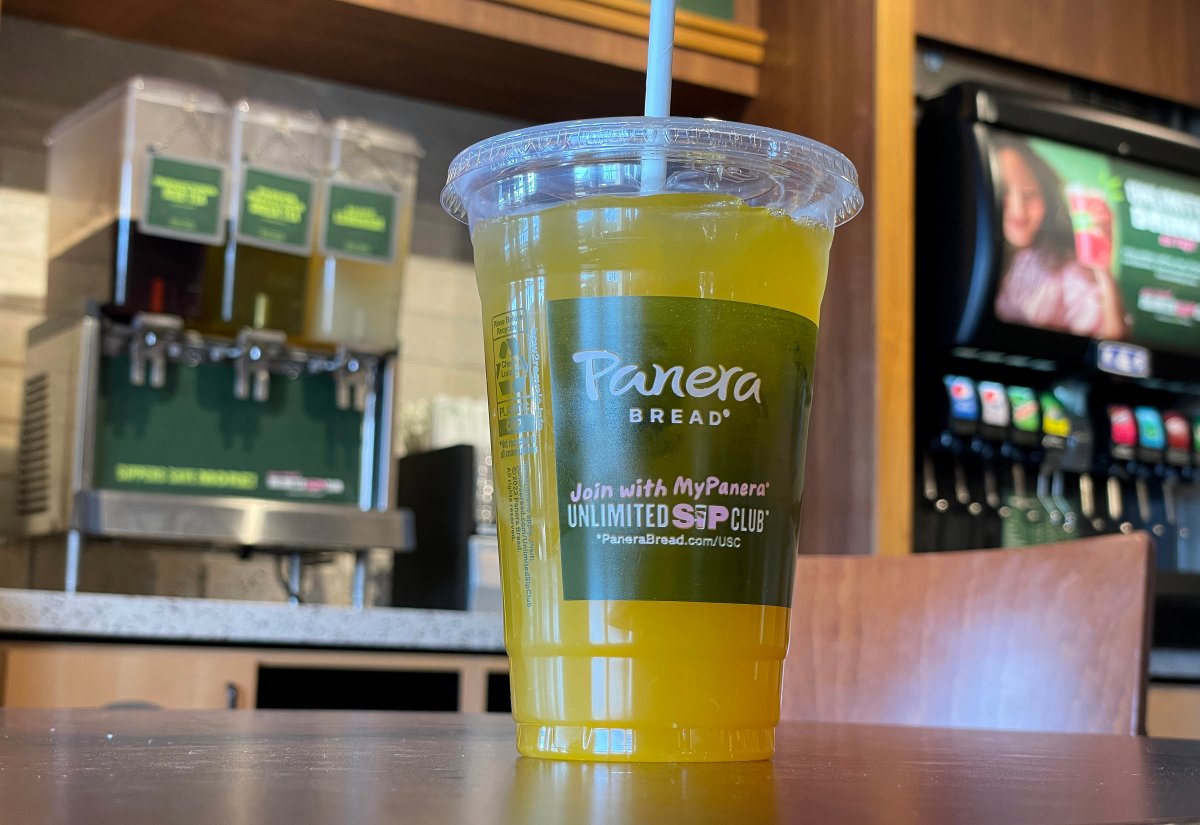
xmin=238 ymin=166 xmax=315 ymax=253
xmin=141 ymin=155 xmax=225 ymax=243
xmin=321 ymin=183 xmax=398 ymax=264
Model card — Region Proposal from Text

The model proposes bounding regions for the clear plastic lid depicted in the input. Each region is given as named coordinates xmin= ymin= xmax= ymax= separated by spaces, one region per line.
xmin=46 ymin=75 xmax=228 ymax=144
xmin=441 ymin=116 xmax=862 ymax=230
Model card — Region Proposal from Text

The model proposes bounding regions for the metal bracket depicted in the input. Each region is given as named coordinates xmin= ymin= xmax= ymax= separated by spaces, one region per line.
xmin=129 ymin=313 xmax=184 ymax=388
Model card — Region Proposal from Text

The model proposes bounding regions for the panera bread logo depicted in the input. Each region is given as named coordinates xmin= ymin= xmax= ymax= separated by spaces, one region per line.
xmin=572 ymin=350 xmax=763 ymax=403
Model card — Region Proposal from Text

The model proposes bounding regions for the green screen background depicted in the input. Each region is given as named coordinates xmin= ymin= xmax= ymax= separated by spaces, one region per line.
xmin=998 ymin=130 xmax=1200 ymax=355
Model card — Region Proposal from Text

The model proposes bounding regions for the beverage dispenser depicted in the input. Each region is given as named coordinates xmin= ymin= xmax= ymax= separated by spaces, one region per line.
xmin=915 ymin=84 xmax=1200 ymax=584
xmin=20 ymin=79 xmax=412 ymax=602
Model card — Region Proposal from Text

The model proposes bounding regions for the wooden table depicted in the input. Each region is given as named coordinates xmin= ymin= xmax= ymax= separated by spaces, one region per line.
xmin=1 ymin=711 xmax=1199 ymax=824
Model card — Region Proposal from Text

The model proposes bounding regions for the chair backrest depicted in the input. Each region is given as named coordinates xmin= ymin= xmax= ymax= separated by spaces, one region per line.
xmin=783 ymin=533 xmax=1153 ymax=735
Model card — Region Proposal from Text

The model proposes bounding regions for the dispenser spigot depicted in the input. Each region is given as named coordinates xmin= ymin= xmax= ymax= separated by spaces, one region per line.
xmin=332 ymin=347 xmax=379 ymax=412
xmin=233 ymin=327 xmax=287 ymax=402
xmin=129 ymin=313 xmax=184 ymax=389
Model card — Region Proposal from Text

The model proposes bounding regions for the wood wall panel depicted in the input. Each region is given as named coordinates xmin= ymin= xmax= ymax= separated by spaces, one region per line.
xmin=916 ymin=0 xmax=1200 ymax=107
xmin=747 ymin=0 xmax=914 ymax=555
xmin=733 ymin=0 xmax=758 ymax=28
xmin=872 ymin=0 xmax=914 ymax=556
xmin=748 ymin=0 xmax=877 ymax=556
xmin=4 ymin=0 xmax=759 ymax=122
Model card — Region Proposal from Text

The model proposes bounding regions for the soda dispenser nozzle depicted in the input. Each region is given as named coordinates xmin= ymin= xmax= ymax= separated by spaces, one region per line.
xmin=921 ymin=451 xmax=949 ymax=514
xmin=973 ymin=437 xmax=1006 ymax=516
xmin=1163 ymin=411 xmax=1195 ymax=564
xmin=1005 ymin=453 xmax=1039 ymax=525
xmin=1133 ymin=405 xmax=1178 ymax=566
xmin=1035 ymin=466 xmax=1065 ymax=529
xmin=1103 ymin=404 xmax=1139 ymax=535
xmin=1079 ymin=471 xmax=1103 ymax=533
xmin=1039 ymin=386 xmax=1091 ymax=538
xmin=1050 ymin=470 xmax=1077 ymax=534
xmin=1001 ymin=385 xmax=1045 ymax=528
xmin=129 ymin=313 xmax=184 ymax=389
xmin=934 ymin=376 xmax=992 ymax=546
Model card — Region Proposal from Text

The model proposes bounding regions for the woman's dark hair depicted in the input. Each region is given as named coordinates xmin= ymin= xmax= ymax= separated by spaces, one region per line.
xmin=993 ymin=136 xmax=1076 ymax=264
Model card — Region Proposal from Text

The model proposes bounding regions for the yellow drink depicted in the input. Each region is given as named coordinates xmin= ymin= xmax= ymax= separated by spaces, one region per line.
xmin=199 ymin=238 xmax=309 ymax=338
xmin=473 ymin=193 xmax=832 ymax=761
xmin=303 ymin=203 xmax=414 ymax=349
xmin=304 ymin=256 xmax=405 ymax=347
xmin=443 ymin=116 xmax=861 ymax=762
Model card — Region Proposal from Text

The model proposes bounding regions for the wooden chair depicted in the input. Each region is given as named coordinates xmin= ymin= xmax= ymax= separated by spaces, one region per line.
xmin=783 ymin=533 xmax=1154 ymax=735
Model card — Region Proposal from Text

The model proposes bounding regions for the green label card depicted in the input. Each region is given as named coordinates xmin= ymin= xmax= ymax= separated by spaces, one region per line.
xmin=141 ymin=155 xmax=225 ymax=243
xmin=1040 ymin=392 xmax=1071 ymax=438
xmin=321 ymin=183 xmax=397 ymax=263
xmin=547 ymin=296 xmax=816 ymax=607
xmin=238 ymin=166 xmax=315 ymax=252
xmin=1007 ymin=386 xmax=1041 ymax=433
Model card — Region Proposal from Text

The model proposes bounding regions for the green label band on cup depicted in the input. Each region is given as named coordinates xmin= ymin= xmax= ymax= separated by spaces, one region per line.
xmin=547 ymin=295 xmax=816 ymax=607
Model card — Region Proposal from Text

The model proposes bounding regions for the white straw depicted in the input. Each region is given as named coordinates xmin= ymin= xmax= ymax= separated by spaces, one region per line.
xmin=641 ymin=0 xmax=676 ymax=191
xmin=644 ymin=0 xmax=676 ymax=117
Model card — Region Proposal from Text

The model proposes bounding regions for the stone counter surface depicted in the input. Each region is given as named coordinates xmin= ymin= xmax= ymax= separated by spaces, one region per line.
xmin=1 ymin=587 xmax=1196 ymax=681
xmin=0 ymin=588 xmax=505 ymax=651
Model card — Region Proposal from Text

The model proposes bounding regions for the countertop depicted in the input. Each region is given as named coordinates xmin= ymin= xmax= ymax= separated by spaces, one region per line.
xmin=1 ymin=710 xmax=1199 ymax=824
xmin=1 ymin=588 xmax=1199 ymax=682
xmin=0 ymin=588 xmax=504 ymax=651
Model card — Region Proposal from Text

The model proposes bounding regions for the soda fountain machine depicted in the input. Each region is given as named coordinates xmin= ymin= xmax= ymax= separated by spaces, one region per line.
xmin=915 ymin=84 xmax=1200 ymax=620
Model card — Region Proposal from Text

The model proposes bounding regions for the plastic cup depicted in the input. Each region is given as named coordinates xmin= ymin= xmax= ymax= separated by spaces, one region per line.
xmin=1066 ymin=185 xmax=1114 ymax=269
xmin=442 ymin=117 xmax=861 ymax=762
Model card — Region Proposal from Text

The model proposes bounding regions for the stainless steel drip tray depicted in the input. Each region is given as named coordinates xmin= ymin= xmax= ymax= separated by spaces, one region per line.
xmin=71 ymin=490 xmax=413 ymax=552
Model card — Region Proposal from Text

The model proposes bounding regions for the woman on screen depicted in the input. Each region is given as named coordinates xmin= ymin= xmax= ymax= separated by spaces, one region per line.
xmin=993 ymin=138 xmax=1127 ymax=339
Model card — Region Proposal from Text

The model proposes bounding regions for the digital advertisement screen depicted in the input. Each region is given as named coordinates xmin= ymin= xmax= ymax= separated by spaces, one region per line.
xmin=989 ymin=129 xmax=1200 ymax=356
